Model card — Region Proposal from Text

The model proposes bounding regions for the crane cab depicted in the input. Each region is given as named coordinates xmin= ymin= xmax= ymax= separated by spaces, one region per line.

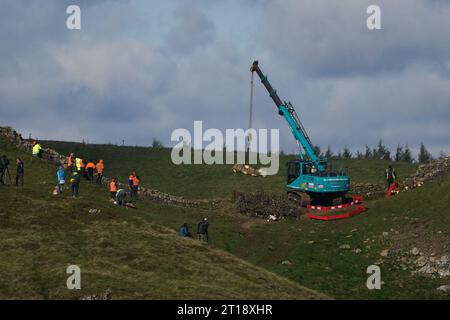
xmin=287 ymin=159 xmax=350 ymax=205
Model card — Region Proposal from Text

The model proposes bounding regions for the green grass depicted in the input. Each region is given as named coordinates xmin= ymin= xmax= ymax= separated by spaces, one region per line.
xmin=113 ymin=185 xmax=450 ymax=299
xmin=3 ymin=138 xmax=449 ymax=299
xmin=42 ymin=141 xmax=418 ymax=199
xmin=328 ymin=158 xmax=417 ymax=186
xmin=42 ymin=140 xmax=450 ymax=300
xmin=0 ymin=138 xmax=326 ymax=299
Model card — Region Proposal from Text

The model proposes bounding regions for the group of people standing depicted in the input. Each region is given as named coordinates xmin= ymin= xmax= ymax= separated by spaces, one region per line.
xmin=2 ymin=143 xmax=142 ymax=205
xmin=56 ymin=153 xmax=105 ymax=198
xmin=67 ymin=154 xmax=104 ymax=184
xmin=55 ymin=152 xmax=141 ymax=203
xmin=0 ymin=155 xmax=24 ymax=187
xmin=65 ymin=153 xmax=105 ymax=198
xmin=0 ymin=140 xmax=41 ymax=186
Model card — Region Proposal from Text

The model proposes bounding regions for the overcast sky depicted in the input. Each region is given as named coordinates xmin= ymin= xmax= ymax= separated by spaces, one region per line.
xmin=1 ymin=0 xmax=449 ymax=158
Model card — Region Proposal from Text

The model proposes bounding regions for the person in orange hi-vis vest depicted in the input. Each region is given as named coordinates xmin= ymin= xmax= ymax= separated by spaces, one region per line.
xmin=96 ymin=160 xmax=104 ymax=184
xmin=67 ymin=153 xmax=75 ymax=171
xmin=128 ymin=171 xmax=136 ymax=190
xmin=129 ymin=171 xmax=140 ymax=200
xmin=85 ymin=160 xmax=96 ymax=182
xmin=109 ymin=178 xmax=118 ymax=200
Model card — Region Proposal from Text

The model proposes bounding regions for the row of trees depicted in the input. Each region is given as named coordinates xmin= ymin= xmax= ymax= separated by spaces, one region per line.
xmin=316 ymin=140 xmax=443 ymax=163
xmin=154 ymin=138 xmax=444 ymax=164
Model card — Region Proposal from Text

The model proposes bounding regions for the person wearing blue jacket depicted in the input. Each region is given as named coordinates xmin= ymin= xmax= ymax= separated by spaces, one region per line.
xmin=56 ymin=166 xmax=66 ymax=194
xmin=179 ymin=223 xmax=192 ymax=238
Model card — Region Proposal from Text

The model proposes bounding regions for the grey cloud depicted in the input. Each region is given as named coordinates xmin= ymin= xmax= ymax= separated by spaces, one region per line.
xmin=165 ymin=3 xmax=215 ymax=54
xmin=249 ymin=61 xmax=450 ymax=155
xmin=0 ymin=0 xmax=449 ymax=158
xmin=244 ymin=0 xmax=450 ymax=156
xmin=259 ymin=0 xmax=450 ymax=77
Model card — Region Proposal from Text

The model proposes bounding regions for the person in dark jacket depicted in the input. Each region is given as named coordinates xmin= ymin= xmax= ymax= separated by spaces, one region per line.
xmin=0 ymin=155 xmax=10 ymax=185
xmin=0 ymin=157 xmax=3 ymax=181
xmin=196 ymin=218 xmax=209 ymax=242
xmin=0 ymin=156 xmax=5 ymax=185
xmin=70 ymin=171 xmax=81 ymax=198
xmin=15 ymin=158 xmax=24 ymax=186
xmin=385 ymin=165 xmax=397 ymax=189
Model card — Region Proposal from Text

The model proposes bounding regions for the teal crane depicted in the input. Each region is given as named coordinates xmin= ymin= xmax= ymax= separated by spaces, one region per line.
xmin=250 ymin=61 xmax=350 ymax=205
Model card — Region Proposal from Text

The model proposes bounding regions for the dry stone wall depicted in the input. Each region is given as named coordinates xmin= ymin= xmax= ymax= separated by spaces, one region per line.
xmin=233 ymin=191 xmax=303 ymax=220
xmin=403 ymin=157 xmax=450 ymax=190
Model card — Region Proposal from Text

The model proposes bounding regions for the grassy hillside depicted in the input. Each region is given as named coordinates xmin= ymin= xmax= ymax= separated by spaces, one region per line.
xmin=3 ymin=138 xmax=449 ymax=299
xmin=43 ymin=141 xmax=418 ymax=199
xmin=0 ymin=138 xmax=326 ymax=299
xmin=42 ymin=140 xmax=450 ymax=300
xmin=106 ymin=181 xmax=450 ymax=300
xmin=41 ymin=143 xmax=450 ymax=299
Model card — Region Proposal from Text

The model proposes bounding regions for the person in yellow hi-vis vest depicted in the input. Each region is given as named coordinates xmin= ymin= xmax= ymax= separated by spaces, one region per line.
xmin=32 ymin=141 xmax=43 ymax=158
xmin=75 ymin=157 xmax=82 ymax=172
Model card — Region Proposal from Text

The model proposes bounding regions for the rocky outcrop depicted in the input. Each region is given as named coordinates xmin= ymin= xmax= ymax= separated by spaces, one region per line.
xmin=0 ymin=126 xmax=27 ymax=146
xmin=0 ymin=126 xmax=198 ymax=208
xmin=394 ymin=248 xmax=450 ymax=279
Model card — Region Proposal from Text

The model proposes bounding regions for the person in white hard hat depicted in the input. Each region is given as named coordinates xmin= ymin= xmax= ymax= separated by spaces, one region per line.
xmin=196 ymin=217 xmax=209 ymax=242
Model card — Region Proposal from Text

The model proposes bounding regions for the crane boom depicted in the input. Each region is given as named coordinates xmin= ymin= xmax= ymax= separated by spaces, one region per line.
xmin=250 ymin=61 xmax=319 ymax=164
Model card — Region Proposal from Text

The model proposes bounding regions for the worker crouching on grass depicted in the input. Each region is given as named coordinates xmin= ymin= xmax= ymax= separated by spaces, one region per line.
xmin=115 ymin=189 xmax=127 ymax=205
xmin=179 ymin=223 xmax=192 ymax=238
